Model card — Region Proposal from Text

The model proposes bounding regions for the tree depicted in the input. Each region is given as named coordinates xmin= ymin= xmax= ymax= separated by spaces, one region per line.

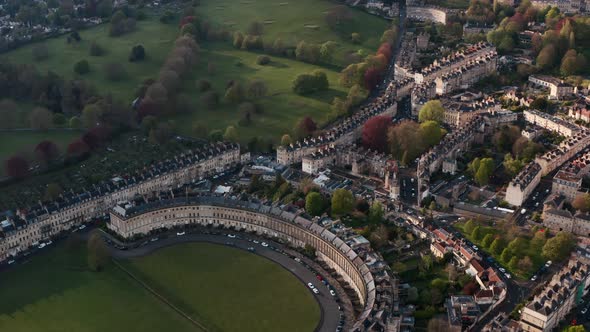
xmin=474 ymin=158 xmax=495 ymax=186
xmin=306 ymin=192 xmax=324 ymax=216
xmin=536 ymin=44 xmax=557 ymax=70
xmin=368 ymin=201 xmax=384 ymax=224
xmin=197 ymin=79 xmax=211 ymax=92
xmin=481 ymin=233 xmax=494 ymax=248
xmin=81 ymin=104 xmax=103 ymax=128
xmin=542 ymin=232 xmax=575 ymax=261
xmin=519 ymin=256 xmax=533 ymax=273
xmin=201 ymin=90 xmax=219 ymax=110
xmin=503 ymin=154 xmax=524 ymax=177
xmin=332 ymin=189 xmax=354 ymax=216
xmin=247 ymin=21 xmax=264 ymax=35
xmin=247 ymin=80 xmax=268 ymax=99
xmin=74 ymin=59 xmax=90 ymax=75
xmin=256 ymin=55 xmax=271 ymax=65
xmin=362 ymin=115 xmax=392 ymax=152
xmin=418 ymin=100 xmax=444 ymax=123
xmin=489 ymin=238 xmax=504 ymax=255
xmin=5 ymin=155 xmax=29 ymax=179
xmin=531 ymin=230 xmax=547 ymax=249
xmin=29 ymin=107 xmax=53 ymax=130
xmin=292 ymin=71 xmax=329 ymax=95
xmin=381 ymin=28 xmax=398 ymax=44
xmin=67 ymin=139 xmax=90 ymax=158
xmin=224 ymin=81 xmax=245 ymax=104
xmin=363 ymin=67 xmax=382 ymax=91
xmin=35 ymin=140 xmax=59 ymax=163
xmin=407 ymin=286 xmax=419 ymax=303
xmin=129 ymin=44 xmax=146 ymax=62
xmin=44 ymin=183 xmax=63 ymax=201
xmin=464 ymin=219 xmax=476 ymax=234
xmin=233 ymin=31 xmax=244 ymax=48
xmin=223 ymin=125 xmax=238 ymax=142
xmin=294 ymin=116 xmax=317 ymax=139
xmin=508 ymin=256 xmax=519 ymax=271
xmin=87 ymin=230 xmax=110 ymax=272
xmin=471 ymin=226 xmax=482 ymax=241
xmin=572 ymin=193 xmax=590 ymax=212
xmin=351 ymin=32 xmax=361 ymax=43
xmin=419 ymin=121 xmax=443 ymax=148
xmin=500 ymin=248 xmax=512 ymax=263
xmin=319 ymin=41 xmax=337 ymax=63
xmin=281 ymin=134 xmax=292 ymax=146
xmin=32 ymin=44 xmax=49 ymax=61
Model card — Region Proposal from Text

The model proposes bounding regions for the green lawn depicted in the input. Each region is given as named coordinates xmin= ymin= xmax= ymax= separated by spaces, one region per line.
xmin=0 ymin=18 xmax=179 ymax=102
xmin=123 ymin=243 xmax=320 ymax=332
xmin=0 ymin=241 xmax=319 ymax=332
xmin=0 ymin=130 xmax=81 ymax=172
xmin=195 ymin=0 xmax=388 ymax=66
xmin=0 ymin=243 xmax=196 ymax=332
xmin=173 ymin=42 xmax=348 ymax=142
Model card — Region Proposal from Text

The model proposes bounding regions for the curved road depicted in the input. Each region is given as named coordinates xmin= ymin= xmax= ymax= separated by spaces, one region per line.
xmin=106 ymin=232 xmax=343 ymax=332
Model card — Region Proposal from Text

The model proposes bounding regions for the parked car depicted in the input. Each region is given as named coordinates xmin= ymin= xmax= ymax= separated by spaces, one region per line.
xmin=261 ymin=242 xmax=269 ymax=247
xmin=176 ymin=231 xmax=186 ymax=236
xmin=307 ymin=282 xmax=314 ymax=289
xmin=499 ymin=267 xmax=506 ymax=273
xmin=545 ymin=260 xmax=552 ymax=267
xmin=530 ymin=275 xmax=537 ymax=282
xmin=227 ymin=234 xmax=236 ymax=238
xmin=330 ymin=290 xmax=336 ymax=297
xmin=312 ymin=288 xmax=319 ymax=294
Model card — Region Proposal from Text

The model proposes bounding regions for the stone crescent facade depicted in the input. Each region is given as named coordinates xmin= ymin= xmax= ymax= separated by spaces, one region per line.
xmin=108 ymin=196 xmax=383 ymax=331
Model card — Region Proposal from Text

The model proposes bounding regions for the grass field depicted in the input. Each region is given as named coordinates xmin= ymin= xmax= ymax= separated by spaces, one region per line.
xmin=0 ymin=241 xmax=319 ymax=332
xmin=123 ymin=243 xmax=320 ymax=332
xmin=173 ymin=42 xmax=348 ymax=141
xmin=0 ymin=18 xmax=179 ymax=102
xmin=0 ymin=130 xmax=81 ymax=174
xmin=195 ymin=0 xmax=388 ymax=66
xmin=0 ymin=0 xmax=388 ymax=143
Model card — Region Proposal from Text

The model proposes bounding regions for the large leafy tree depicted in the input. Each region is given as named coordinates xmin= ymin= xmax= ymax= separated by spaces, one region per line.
xmin=331 ymin=189 xmax=354 ymax=216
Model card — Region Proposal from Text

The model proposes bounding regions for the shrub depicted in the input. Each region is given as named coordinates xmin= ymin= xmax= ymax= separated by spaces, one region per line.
xmin=197 ymin=79 xmax=212 ymax=92
xmin=256 ymin=55 xmax=271 ymax=65
xmin=129 ymin=45 xmax=146 ymax=62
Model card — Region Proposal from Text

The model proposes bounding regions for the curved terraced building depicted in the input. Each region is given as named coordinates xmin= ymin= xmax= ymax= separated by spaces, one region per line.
xmin=108 ymin=195 xmax=397 ymax=331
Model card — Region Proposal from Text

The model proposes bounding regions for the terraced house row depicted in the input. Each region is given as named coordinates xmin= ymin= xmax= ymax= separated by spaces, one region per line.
xmin=108 ymin=195 xmax=399 ymax=332
xmin=0 ymin=142 xmax=244 ymax=261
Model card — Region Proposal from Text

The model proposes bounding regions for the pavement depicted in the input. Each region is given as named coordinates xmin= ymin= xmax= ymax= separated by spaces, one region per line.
xmin=104 ymin=231 xmax=345 ymax=332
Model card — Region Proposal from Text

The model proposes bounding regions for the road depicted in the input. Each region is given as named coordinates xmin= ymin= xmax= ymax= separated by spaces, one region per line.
xmin=106 ymin=232 xmax=345 ymax=332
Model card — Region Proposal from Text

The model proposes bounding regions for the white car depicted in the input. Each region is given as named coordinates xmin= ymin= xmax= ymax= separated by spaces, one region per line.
xmin=46 ymin=240 xmax=53 ymax=246
xmin=530 ymin=275 xmax=537 ymax=281
xmin=330 ymin=290 xmax=336 ymax=296
xmin=253 ymin=240 xmax=260 ymax=244
xmin=312 ymin=288 xmax=319 ymax=294
xmin=261 ymin=242 xmax=269 ymax=247
xmin=78 ymin=225 xmax=86 ymax=230
xmin=307 ymin=282 xmax=314 ymax=289
xmin=472 ymin=245 xmax=479 ymax=251
xmin=499 ymin=267 xmax=506 ymax=273
xmin=227 ymin=234 xmax=236 ymax=238
xmin=582 ymin=307 xmax=588 ymax=314
xmin=504 ymin=273 xmax=512 ymax=279
xmin=38 ymin=243 xmax=46 ymax=249
xmin=7 ymin=260 xmax=15 ymax=265
xmin=294 ymin=257 xmax=302 ymax=263
xmin=176 ymin=231 xmax=186 ymax=236
xmin=545 ymin=260 xmax=552 ymax=267
xmin=150 ymin=237 xmax=158 ymax=242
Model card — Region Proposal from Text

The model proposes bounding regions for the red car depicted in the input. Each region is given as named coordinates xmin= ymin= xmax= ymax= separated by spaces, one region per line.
xmin=316 ymin=274 xmax=323 ymax=281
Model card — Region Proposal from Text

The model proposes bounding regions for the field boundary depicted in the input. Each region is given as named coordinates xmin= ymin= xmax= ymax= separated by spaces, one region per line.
xmin=111 ymin=259 xmax=209 ymax=332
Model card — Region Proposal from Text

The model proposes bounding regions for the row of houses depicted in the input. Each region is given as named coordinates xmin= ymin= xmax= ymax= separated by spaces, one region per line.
xmin=0 ymin=142 xmax=244 ymax=261
xmin=107 ymin=193 xmax=400 ymax=331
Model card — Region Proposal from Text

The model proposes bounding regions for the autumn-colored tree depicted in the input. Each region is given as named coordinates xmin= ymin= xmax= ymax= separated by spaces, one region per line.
xmin=363 ymin=67 xmax=382 ymax=90
xmin=362 ymin=115 xmax=392 ymax=152
xmin=294 ymin=117 xmax=317 ymax=139
xmin=66 ymin=139 xmax=90 ymax=158
xmin=34 ymin=140 xmax=59 ymax=163
xmin=572 ymin=193 xmax=590 ymax=212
